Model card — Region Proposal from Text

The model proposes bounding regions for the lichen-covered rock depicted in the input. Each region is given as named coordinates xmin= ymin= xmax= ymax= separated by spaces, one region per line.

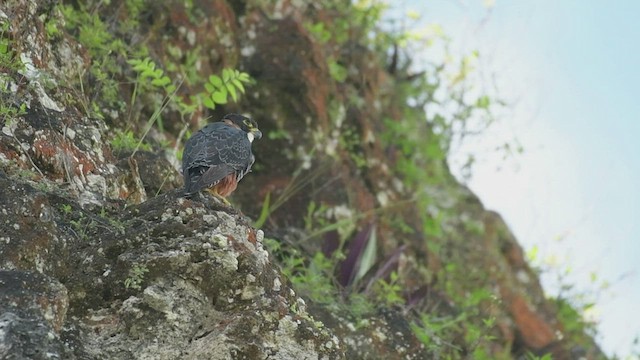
xmin=0 ymin=270 xmax=73 ymax=359
xmin=309 ymin=306 xmax=429 ymax=360
xmin=0 ymin=173 xmax=343 ymax=359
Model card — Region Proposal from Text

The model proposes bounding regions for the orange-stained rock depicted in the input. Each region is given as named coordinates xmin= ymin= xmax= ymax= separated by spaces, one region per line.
xmin=510 ymin=295 xmax=556 ymax=349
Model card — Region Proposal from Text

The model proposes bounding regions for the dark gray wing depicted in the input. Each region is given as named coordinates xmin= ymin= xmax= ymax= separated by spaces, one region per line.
xmin=182 ymin=123 xmax=255 ymax=195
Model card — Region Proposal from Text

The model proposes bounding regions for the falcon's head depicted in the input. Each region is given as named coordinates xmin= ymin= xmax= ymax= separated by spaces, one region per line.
xmin=222 ymin=113 xmax=263 ymax=143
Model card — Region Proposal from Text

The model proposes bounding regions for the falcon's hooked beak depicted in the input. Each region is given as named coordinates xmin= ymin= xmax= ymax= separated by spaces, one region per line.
xmin=247 ymin=128 xmax=262 ymax=143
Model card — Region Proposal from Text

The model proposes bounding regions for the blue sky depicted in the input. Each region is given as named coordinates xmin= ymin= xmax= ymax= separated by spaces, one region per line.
xmin=394 ymin=0 xmax=640 ymax=357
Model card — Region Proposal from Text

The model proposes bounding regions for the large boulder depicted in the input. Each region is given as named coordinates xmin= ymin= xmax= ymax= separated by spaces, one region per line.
xmin=0 ymin=173 xmax=342 ymax=359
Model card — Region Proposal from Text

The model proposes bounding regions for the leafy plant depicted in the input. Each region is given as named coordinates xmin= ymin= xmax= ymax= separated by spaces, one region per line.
xmin=0 ymin=19 xmax=27 ymax=124
xmin=110 ymin=129 xmax=151 ymax=152
xmin=58 ymin=3 xmax=127 ymax=117
xmin=128 ymin=57 xmax=176 ymax=94
xmin=0 ymin=102 xmax=26 ymax=127
xmin=125 ymin=57 xmax=253 ymax=151
xmin=303 ymin=201 xmax=331 ymax=232
xmin=57 ymin=1 xmax=256 ymax=160
xmin=328 ymin=59 xmax=347 ymax=83
xmin=411 ymin=311 xmax=465 ymax=354
xmin=527 ymin=243 xmax=608 ymax=352
xmin=68 ymin=212 xmax=98 ymax=241
xmin=202 ymin=68 xmax=251 ymax=109
xmin=525 ymin=352 xmax=553 ymax=360
xmin=305 ymin=22 xmax=332 ymax=44
xmin=0 ymin=20 xmax=23 ymax=72
xmin=253 ymin=192 xmax=271 ymax=228
xmin=264 ymin=238 xmax=338 ymax=306
xmin=126 ymin=56 xmax=178 ymax=132
xmin=370 ymin=271 xmax=404 ymax=307
xmin=124 ymin=265 xmax=149 ymax=290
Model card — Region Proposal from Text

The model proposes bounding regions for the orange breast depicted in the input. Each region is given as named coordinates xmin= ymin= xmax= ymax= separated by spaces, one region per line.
xmin=210 ymin=173 xmax=238 ymax=197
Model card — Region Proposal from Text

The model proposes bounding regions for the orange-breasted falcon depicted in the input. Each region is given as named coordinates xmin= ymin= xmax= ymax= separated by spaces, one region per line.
xmin=182 ymin=113 xmax=262 ymax=203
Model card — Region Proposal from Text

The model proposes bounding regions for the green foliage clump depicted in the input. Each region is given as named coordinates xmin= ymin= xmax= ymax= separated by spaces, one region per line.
xmin=124 ymin=264 xmax=149 ymax=290
xmin=56 ymin=3 xmax=127 ymax=117
xmin=54 ymin=0 xmax=254 ymax=152
xmin=125 ymin=57 xmax=252 ymax=153
xmin=128 ymin=57 xmax=176 ymax=94
xmin=411 ymin=287 xmax=499 ymax=358
xmin=203 ymin=68 xmax=252 ymax=109
xmin=0 ymin=19 xmax=27 ymax=124
xmin=0 ymin=103 xmax=26 ymax=128
xmin=554 ymin=297 xmax=596 ymax=341
xmin=369 ymin=272 xmax=405 ymax=307
xmin=264 ymin=237 xmax=374 ymax=319
xmin=264 ymin=238 xmax=334 ymax=305
xmin=0 ymin=20 xmax=22 ymax=72
xmin=527 ymin=246 xmax=605 ymax=355
xmin=110 ymin=129 xmax=151 ymax=152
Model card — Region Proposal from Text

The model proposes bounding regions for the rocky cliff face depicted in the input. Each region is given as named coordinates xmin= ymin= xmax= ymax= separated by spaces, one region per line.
xmin=0 ymin=1 xmax=605 ymax=359
xmin=0 ymin=179 xmax=342 ymax=358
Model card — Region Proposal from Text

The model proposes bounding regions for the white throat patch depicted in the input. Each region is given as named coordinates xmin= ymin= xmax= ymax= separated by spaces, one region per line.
xmin=247 ymin=132 xmax=255 ymax=143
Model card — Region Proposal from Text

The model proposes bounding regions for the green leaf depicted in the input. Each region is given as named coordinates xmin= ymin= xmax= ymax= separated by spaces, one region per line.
xmin=231 ymin=78 xmax=245 ymax=93
xmin=203 ymin=97 xmax=216 ymax=109
xmin=211 ymin=89 xmax=228 ymax=104
xmin=253 ymin=192 xmax=271 ymax=228
xmin=208 ymin=75 xmax=223 ymax=88
xmin=136 ymin=58 xmax=155 ymax=72
xmin=222 ymin=68 xmax=231 ymax=83
xmin=151 ymin=76 xmax=171 ymax=87
xmin=226 ymin=83 xmax=238 ymax=102
xmin=476 ymin=95 xmax=490 ymax=109
xmin=178 ymin=101 xmax=198 ymax=116
xmin=204 ymin=82 xmax=215 ymax=94
xmin=141 ymin=68 xmax=158 ymax=79
xmin=328 ymin=60 xmax=347 ymax=83
xmin=354 ymin=226 xmax=377 ymax=283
